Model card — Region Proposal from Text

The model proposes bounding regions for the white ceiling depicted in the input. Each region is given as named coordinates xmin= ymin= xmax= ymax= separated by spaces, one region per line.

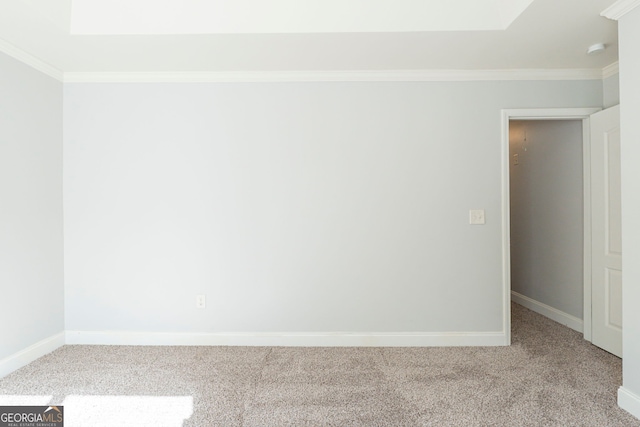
xmin=68 ymin=0 xmax=535 ymax=34
xmin=0 ymin=0 xmax=619 ymax=78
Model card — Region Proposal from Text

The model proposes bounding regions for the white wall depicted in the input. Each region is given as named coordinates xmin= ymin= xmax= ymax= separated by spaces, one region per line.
xmin=63 ymin=80 xmax=602 ymax=339
xmin=618 ymin=5 xmax=640 ymax=419
xmin=509 ymin=120 xmax=584 ymax=320
xmin=603 ymin=73 xmax=620 ymax=108
xmin=0 ymin=53 xmax=64 ymax=361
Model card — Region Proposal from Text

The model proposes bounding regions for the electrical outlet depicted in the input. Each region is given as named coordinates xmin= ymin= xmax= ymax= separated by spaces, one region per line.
xmin=469 ymin=209 xmax=486 ymax=225
xmin=196 ymin=294 xmax=206 ymax=309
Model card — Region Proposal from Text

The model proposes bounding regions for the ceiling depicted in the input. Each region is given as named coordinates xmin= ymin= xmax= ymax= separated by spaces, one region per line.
xmin=0 ymin=0 xmax=619 ymax=79
xmin=68 ymin=0 xmax=535 ymax=34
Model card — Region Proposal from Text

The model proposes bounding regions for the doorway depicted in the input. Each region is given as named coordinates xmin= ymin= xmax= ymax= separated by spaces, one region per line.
xmin=508 ymin=119 xmax=585 ymax=331
xmin=500 ymin=108 xmax=600 ymax=345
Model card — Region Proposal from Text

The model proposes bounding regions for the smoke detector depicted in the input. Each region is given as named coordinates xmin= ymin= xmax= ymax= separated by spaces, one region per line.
xmin=587 ymin=43 xmax=606 ymax=55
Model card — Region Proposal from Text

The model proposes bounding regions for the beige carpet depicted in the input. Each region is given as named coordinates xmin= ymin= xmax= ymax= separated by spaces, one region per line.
xmin=0 ymin=303 xmax=638 ymax=426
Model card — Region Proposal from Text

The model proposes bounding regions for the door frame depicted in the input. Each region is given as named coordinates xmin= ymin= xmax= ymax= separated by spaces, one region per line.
xmin=500 ymin=108 xmax=601 ymax=345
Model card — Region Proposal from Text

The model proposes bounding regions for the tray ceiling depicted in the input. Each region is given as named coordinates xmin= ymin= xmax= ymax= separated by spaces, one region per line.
xmin=0 ymin=0 xmax=620 ymax=78
xmin=67 ymin=0 xmax=535 ymax=34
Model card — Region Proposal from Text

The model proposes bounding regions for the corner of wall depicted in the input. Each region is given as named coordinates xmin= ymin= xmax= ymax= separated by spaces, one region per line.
xmin=618 ymin=387 xmax=640 ymax=421
xmin=0 ymin=333 xmax=65 ymax=379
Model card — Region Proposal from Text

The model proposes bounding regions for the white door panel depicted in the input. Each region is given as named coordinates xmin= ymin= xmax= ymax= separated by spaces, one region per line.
xmin=590 ymin=105 xmax=622 ymax=357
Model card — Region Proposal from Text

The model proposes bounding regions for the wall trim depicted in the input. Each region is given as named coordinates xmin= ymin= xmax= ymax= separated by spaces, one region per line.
xmin=602 ymin=62 xmax=620 ymax=79
xmin=0 ymin=36 xmax=615 ymax=84
xmin=511 ymin=291 xmax=584 ymax=333
xmin=65 ymin=330 xmax=506 ymax=347
xmin=582 ymin=118 xmax=593 ymax=341
xmin=601 ymin=0 xmax=640 ymax=20
xmin=0 ymin=39 xmax=614 ymax=84
xmin=0 ymin=333 xmax=65 ymax=379
xmin=618 ymin=387 xmax=640 ymax=420
xmin=0 ymin=39 xmax=63 ymax=82
xmin=63 ymin=68 xmax=605 ymax=83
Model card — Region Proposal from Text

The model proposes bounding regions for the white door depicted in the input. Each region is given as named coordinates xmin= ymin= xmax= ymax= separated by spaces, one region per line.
xmin=590 ymin=105 xmax=622 ymax=357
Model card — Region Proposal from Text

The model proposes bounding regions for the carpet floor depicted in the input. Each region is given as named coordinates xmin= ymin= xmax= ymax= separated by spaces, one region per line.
xmin=0 ymin=303 xmax=638 ymax=426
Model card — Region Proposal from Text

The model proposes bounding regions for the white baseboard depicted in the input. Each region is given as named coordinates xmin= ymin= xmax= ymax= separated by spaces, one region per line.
xmin=0 ymin=328 xmax=507 ymax=378
xmin=66 ymin=330 xmax=506 ymax=347
xmin=0 ymin=333 xmax=65 ymax=379
xmin=511 ymin=291 xmax=584 ymax=333
xmin=619 ymin=387 xmax=640 ymax=420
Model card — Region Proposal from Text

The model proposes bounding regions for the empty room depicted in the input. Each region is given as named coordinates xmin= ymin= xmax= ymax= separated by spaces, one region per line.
xmin=1 ymin=0 xmax=640 ymax=425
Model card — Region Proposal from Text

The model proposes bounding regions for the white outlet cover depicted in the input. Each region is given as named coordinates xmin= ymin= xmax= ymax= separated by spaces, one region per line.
xmin=469 ymin=209 xmax=486 ymax=225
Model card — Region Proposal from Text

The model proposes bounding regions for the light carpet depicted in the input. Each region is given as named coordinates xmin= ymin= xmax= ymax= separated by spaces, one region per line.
xmin=0 ymin=303 xmax=638 ymax=426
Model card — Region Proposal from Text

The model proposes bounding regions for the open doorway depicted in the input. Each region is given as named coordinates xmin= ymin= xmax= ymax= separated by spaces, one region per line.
xmin=500 ymin=108 xmax=600 ymax=346
xmin=508 ymin=119 xmax=585 ymax=332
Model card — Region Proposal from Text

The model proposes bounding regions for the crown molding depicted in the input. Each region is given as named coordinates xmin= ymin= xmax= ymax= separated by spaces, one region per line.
xmin=0 ymin=39 xmax=63 ymax=82
xmin=602 ymin=62 xmax=620 ymax=78
xmin=64 ymin=68 xmax=604 ymax=83
xmin=601 ymin=0 xmax=640 ymax=20
xmin=0 ymin=37 xmax=612 ymax=84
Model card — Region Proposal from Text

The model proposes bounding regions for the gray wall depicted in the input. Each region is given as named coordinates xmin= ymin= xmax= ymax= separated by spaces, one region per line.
xmin=63 ymin=80 xmax=602 ymax=335
xmin=509 ymin=120 xmax=584 ymax=319
xmin=603 ymin=73 xmax=620 ymax=108
xmin=0 ymin=52 xmax=64 ymax=359
xmin=619 ymin=5 xmax=640 ymax=416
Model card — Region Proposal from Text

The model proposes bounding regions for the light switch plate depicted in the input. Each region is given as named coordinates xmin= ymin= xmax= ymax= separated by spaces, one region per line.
xmin=469 ymin=209 xmax=485 ymax=225
xmin=196 ymin=294 xmax=206 ymax=309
